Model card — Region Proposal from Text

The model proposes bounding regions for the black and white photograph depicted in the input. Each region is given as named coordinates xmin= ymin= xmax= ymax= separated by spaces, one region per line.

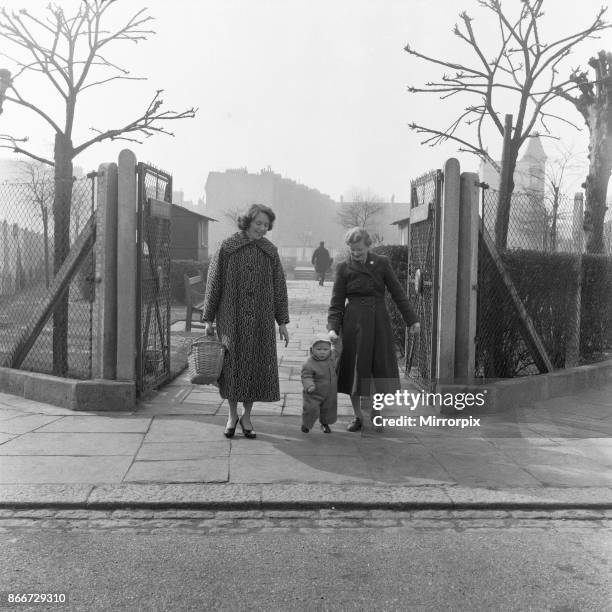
xmin=0 ymin=0 xmax=611 ymax=609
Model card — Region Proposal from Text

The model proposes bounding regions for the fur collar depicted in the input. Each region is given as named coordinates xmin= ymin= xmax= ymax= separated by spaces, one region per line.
xmin=223 ymin=231 xmax=278 ymax=258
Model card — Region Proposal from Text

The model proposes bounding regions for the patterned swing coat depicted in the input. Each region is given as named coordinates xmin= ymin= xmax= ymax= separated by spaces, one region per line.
xmin=328 ymin=252 xmax=418 ymax=396
xmin=202 ymin=231 xmax=289 ymax=402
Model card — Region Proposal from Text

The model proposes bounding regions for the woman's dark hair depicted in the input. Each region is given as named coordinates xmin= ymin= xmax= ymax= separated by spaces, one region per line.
xmin=237 ymin=203 xmax=276 ymax=231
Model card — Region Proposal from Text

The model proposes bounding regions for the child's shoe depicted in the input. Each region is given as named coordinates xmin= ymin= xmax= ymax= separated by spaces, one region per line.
xmin=301 ymin=425 xmax=310 ymax=433
xmin=320 ymin=424 xmax=331 ymax=433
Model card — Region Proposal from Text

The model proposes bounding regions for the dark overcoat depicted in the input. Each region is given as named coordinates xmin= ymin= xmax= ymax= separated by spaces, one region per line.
xmin=311 ymin=246 xmax=332 ymax=273
xmin=202 ymin=232 xmax=289 ymax=402
xmin=327 ymin=252 xmax=418 ymax=396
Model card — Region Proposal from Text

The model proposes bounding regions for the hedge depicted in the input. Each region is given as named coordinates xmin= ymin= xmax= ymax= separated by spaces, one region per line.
xmin=481 ymin=249 xmax=612 ymax=374
xmin=580 ymin=254 xmax=612 ymax=361
xmin=371 ymin=245 xmax=409 ymax=356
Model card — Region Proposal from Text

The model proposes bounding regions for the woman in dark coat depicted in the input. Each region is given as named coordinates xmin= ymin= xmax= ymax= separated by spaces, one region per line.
xmin=202 ymin=204 xmax=290 ymax=439
xmin=328 ymin=227 xmax=420 ymax=432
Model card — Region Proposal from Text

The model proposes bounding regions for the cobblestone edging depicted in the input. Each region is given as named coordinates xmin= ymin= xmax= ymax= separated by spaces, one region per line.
xmin=0 ymin=508 xmax=611 ymax=533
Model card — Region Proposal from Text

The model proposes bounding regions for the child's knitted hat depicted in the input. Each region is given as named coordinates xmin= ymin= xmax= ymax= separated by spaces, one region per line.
xmin=310 ymin=333 xmax=332 ymax=349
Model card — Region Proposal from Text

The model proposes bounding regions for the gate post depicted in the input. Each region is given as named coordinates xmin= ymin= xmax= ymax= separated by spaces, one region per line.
xmin=455 ymin=172 xmax=479 ymax=380
xmin=93 ymin=163 xmax=118 ymax=379
xmin=436 ymin=158 xmax=461 ymax=382
xmin=116 ymin=149 xmax=138 ymax=381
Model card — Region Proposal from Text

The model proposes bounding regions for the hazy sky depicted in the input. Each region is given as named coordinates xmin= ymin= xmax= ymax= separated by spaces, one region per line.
xmin=1 ymin=0 xmax=609 ymax=202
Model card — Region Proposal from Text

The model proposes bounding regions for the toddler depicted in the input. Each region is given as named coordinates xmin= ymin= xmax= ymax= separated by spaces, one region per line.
xmin=300 ymin=333 xmax=339 ymax=433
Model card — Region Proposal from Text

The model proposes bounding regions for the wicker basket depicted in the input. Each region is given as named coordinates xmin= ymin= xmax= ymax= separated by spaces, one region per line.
xmin=187 ymin=335 xmax=226 ymax=385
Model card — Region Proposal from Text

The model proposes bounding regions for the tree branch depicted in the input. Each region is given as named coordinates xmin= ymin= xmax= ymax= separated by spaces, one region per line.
xmin=73 ymin=90 xmax=197 ymax=155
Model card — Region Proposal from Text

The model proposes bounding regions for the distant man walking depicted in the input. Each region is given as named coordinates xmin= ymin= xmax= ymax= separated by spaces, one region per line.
xmin=311 ymin=241 xmax=332 ymax=286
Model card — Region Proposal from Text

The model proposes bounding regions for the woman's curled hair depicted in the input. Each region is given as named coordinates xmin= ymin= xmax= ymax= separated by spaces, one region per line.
xmin=344 ymin=226 xmax=372 ymax=247
xmin=237 ymin=203 xmax=276 ymax=231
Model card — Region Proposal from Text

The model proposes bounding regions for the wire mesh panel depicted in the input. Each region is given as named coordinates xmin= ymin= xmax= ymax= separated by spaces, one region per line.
xmin=476 ymin=186 xmax=585 ymax=377
xmin=405 ymin=170 xmax=442 ymax=388
xmin=136 ymin=163 xmax=172 ymax=395
xmin=0 ymin=173 xmax=97 ymax=379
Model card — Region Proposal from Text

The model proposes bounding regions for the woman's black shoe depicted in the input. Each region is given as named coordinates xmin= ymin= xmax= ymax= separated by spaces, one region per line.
xmin=320 ymin=424 xmax=331 ymax=433
xmin=301 ymin=425 xmax=310 ymax=433
xmin=239 ymin=416 xmax=257 ymax=439
xmin=224 ymin=417 xmax=239 ymax=439
xmin=346 ymin=418 xmax=362 ymax=432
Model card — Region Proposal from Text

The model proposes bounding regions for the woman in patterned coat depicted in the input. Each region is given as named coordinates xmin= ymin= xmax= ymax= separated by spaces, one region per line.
xmin=202 ymin=204 xmax=290 ymax=439
xmin=328 ymin=227 xmax=420 ymax=432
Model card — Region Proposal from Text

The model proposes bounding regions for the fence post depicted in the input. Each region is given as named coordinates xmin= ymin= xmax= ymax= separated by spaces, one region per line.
xmin=455 ymin=172 xmax=479 ymax=380
xmin=93 ymin=163 xmax=118 ymax=379
xmin=566 ymin=192 xmax=584 ymax=367
xmin=116 ymin=149 xmax=138 ymax=382
xmin=436 ymin=158 xmax=461 ymax=382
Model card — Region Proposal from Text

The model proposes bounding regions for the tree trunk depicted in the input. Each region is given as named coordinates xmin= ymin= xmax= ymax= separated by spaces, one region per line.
xmin=551 ymin=188 xmax=559 ymax=253
xmin=583 ymin=156 xmax=611 ymax=254
xmin=52 ymin=133 xmax=73 ymax=376
xmin=494 ymin=115 xmax=518 ymax=250
xmin=571 ymin=51 xmax=612 ymax=254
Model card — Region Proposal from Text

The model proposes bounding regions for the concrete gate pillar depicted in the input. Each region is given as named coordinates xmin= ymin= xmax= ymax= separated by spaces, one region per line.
xmin=454 ymin=173 xmax=479 ymax=380
xmin=436 ymin=158 xmax=461 ymax=382
xmin=116 ymin=149 xmax=138 ymax=381
xmin=93 ymin=163 xmax=118 ymax=379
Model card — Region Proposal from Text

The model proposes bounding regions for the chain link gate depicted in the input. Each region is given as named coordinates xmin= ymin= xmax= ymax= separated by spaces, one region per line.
xmin=405 ymin=170 xmax=443 ymax=388
xmin=136 ymin=163 xmax=172 ymax=395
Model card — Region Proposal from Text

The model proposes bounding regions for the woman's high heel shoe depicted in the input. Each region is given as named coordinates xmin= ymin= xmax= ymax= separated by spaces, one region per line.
xmin=224 ymin=417 xmax=239 ymax=439
xmin=239 ymin=416 xmax=257 ymax=439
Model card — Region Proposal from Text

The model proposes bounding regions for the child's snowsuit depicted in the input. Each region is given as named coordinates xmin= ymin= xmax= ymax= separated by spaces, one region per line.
xmin=301 ymin=338 xmax=339 ymax=429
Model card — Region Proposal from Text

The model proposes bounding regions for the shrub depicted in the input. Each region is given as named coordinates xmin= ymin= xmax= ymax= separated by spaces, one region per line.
xmin=371 ymin=245 xmax=409 ymax=356
xmin=581 ymin=254 xmax=612 ymax=361
xmin=478 ymin=248 xmax=612 ymax=374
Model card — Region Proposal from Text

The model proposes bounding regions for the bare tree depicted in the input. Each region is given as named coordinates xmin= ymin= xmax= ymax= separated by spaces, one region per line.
xmin=336 ymin=190 xmax=386 ymax=232
xmin=557 ymin=51 xmax=612 ymax=253
xmin=543 ymin=146 xmax=584 ymax=251
xmin=222 ymin=207 xmax=242 ymax=226
xmin=405 ymin=0 xmax=609 ymax=249
xmin=0 ymin=0 xmax=196 ymax=375
xmin=19 ymin=161 xmax=54 ymax=288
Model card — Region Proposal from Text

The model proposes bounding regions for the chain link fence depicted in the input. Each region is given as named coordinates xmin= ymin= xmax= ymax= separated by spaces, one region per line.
xmin=0 ymin=173 xmax=97 ymax=379
xmin=136 ymin=163 xmax=172 ymax=394
xmin=476 ymin=187 xmax=611 ymax=377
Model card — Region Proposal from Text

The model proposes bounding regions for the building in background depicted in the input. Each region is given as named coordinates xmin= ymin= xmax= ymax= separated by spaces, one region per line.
xmin=479 ymin=135 xmax=549 ymax=249
xmin=204 ymin=167 xmax=342 ymax=262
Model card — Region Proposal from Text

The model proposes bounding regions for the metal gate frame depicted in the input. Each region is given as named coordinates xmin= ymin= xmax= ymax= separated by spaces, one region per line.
xmin=135 ymin=163 xmax=172 ymax=395
xmin=405 ymin=169 xmax=443 ymax=388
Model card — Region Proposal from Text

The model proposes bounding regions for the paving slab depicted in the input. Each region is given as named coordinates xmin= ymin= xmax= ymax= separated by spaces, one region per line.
xmin=0 ymin=414 xmax=63 ymax=434
xmin=229 ymin=453 xmax=373 ymax=484
xmin=143 ymin=416 xmax=226 ymax=442
xmin=0 ymin=432 xmax=144 ymax=456
xmin=123 ymin=458 xmax=228 ymax=483
xmin=0 ymin=408 xmax=26 ymax=421
xmin=35 ymin=416 xmax=152 ymax=433
xmin=136 ymin=441 xmax=229 ymax=461
xmin=0 ymin=456 xmax=133 ymax=484
xmin=431 ymin=451 xmax=543 ymax=487
xmin=0 ymin=432 xmax=17 ymax=444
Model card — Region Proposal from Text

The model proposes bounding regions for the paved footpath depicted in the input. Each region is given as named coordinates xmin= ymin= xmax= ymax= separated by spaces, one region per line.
xmin=0 ymin=281 xmax=611 ymax=510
